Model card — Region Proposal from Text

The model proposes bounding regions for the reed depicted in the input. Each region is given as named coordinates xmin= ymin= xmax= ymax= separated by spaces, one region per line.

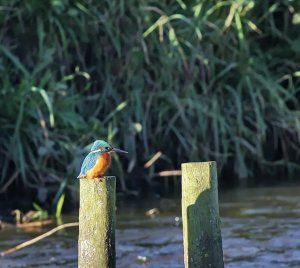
xmin=0 ymin=1 xmax=300 ymax=196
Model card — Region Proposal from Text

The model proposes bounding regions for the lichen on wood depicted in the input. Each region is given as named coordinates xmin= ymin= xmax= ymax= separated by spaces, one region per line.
xmin=78 ymin=177 xmax=116 ymax=268
xmin=181 ymin=162 xmax=224 ymax=268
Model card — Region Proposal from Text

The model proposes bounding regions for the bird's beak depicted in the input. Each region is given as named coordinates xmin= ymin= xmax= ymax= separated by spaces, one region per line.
xmin=111 ymin=147 xmax=128 ymax=154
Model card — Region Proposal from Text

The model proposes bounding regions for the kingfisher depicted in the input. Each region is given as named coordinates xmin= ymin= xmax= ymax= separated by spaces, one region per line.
xmin=77 ymin=140 xmax=128 ymax=180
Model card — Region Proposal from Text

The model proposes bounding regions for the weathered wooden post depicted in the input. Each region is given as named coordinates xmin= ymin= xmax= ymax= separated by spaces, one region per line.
xmin=181 ymin=162 xmax=224 ymax=268
xmin=78 ymin=177 xmax=116 ymax=268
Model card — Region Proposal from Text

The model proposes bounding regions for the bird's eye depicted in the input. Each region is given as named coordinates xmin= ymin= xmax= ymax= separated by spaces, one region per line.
xmin=105 ymin=147 xmax=110 ymax=150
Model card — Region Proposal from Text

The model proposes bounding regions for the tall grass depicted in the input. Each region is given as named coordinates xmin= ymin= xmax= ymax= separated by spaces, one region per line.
xmin=0 ymin=0 xmax=300 ymax=199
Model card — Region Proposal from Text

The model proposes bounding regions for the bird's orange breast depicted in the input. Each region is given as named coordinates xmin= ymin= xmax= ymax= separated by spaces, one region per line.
xmin=86 ymin=153 xmax=111 ymax=179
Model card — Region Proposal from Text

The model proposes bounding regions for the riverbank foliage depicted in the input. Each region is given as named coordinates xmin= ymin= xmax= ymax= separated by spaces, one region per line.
xmin=1 ymin=1 xmax=300 ymax=200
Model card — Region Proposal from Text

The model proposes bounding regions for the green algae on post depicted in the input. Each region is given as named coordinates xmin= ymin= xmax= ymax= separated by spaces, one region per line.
xmin=78 ymin=177 xmax=116 ymax=268
xmin=181 ymin=162 xmax=224 ymax=268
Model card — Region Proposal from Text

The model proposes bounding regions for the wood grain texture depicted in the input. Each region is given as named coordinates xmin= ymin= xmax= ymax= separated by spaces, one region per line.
xmin=78 ymin=177 xmax=116 ymax=268
xmin=181 ymin=162 xmax=224 ymax=268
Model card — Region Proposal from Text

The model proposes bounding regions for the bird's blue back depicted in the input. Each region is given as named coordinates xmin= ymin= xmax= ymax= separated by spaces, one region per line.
xmin=77 ymin=152 xmax=98 ymax=178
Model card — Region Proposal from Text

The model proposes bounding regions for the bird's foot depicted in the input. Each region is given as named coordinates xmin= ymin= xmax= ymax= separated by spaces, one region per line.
xmin=95 ymin=176 xmax=105 ymax=182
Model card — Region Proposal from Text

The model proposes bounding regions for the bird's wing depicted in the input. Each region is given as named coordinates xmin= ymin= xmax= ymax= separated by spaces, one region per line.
xmin=77 ymin=152 xmax=98 ymax=178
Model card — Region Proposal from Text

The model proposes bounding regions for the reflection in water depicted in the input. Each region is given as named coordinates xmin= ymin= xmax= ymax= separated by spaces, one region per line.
xmin=0 ymin=186 xmax=300 ymax=267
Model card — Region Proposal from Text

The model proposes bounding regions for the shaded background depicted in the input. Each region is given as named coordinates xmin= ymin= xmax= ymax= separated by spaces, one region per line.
xmin=1 ymin=0 xmax=300 ymax=207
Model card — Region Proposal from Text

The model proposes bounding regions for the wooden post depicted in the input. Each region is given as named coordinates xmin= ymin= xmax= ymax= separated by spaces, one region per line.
xmin=181 ymin=162 xmax=224 ymax=268
xmin=78 ymin=177 xmax=116 ymax=268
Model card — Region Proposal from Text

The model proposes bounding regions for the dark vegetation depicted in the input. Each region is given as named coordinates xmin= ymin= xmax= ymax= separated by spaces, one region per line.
xmin=0 ymin=0 xmax=300 ymax=207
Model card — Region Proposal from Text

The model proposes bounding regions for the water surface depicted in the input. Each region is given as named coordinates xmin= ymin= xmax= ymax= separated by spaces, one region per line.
xmin=0 ymin=186 xmax=299 ymax=267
